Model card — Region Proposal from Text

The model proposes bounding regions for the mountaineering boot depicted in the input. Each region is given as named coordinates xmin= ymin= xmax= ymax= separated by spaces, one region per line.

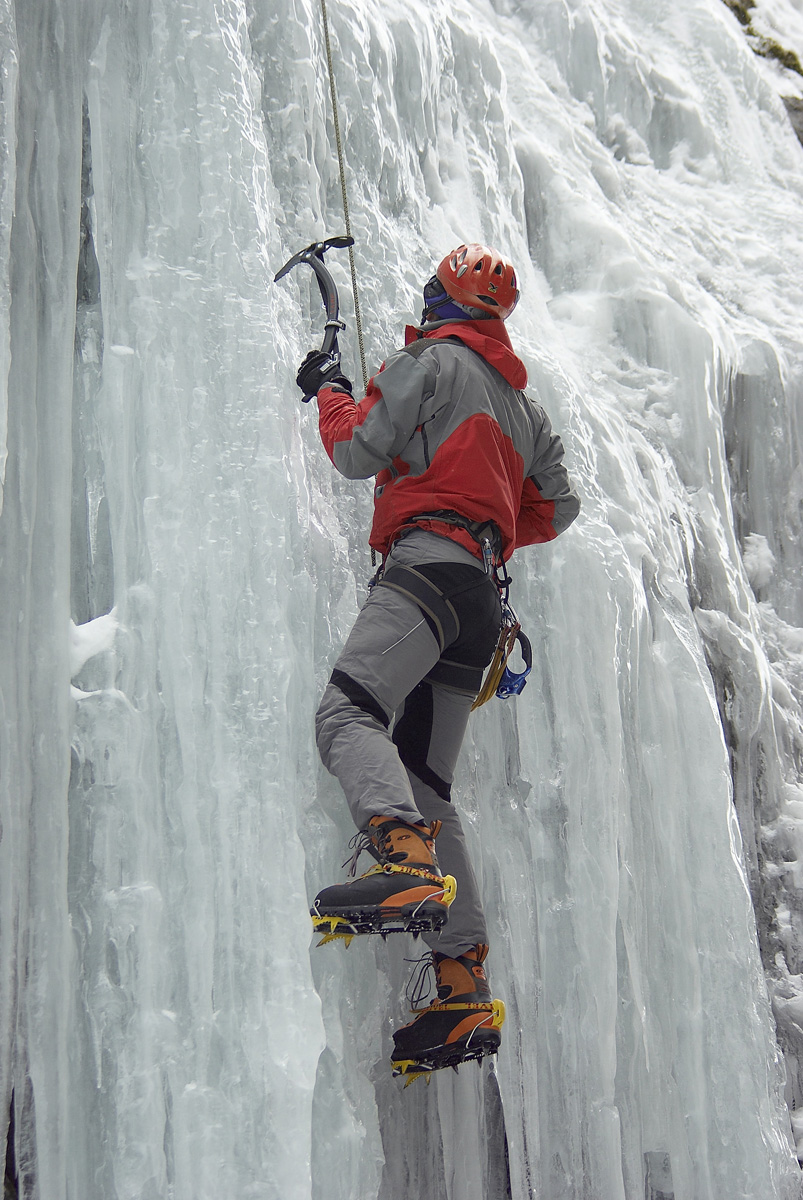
xmin=391 ymin=945 xmax=505 ymax=1081
xmin=311 ymin=816 xmax=457 ymax=943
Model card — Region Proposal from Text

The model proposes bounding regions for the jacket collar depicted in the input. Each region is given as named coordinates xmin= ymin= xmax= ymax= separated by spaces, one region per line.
xmin=404 ymin=320 xmax=527 ymax=389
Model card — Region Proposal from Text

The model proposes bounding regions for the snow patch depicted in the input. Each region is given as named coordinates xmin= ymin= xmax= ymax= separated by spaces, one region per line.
xmin=743 ymin=532 xmax=776 ymax=590
xmin=69 ymin=609 xmax=118 ymax=677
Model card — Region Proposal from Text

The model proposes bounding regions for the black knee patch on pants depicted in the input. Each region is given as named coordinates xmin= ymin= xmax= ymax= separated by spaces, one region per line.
xmin=330 ymin=668 xmax=390 ymax=729
xmin=393 ymin=681 xmax=452 ymax=802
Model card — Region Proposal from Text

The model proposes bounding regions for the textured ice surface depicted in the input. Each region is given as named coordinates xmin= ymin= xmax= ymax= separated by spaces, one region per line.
xmin=3 ymin=0 xmax=803 ymax=1197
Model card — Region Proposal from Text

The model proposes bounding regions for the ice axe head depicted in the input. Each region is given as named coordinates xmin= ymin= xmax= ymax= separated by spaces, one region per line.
xmin=274 ymin=234 xmax=355 ymax=398
xmin=274 ymin=236 xmax=353 ymax=330
xmin=273 ymin=235 xmax=352 ymax=282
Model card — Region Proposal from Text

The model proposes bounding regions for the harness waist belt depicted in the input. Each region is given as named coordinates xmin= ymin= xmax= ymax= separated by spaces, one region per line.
xmin=401 ymin=510 xmax=503 ymax=561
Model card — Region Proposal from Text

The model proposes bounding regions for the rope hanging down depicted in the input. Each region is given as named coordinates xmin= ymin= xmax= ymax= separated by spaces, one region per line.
xmin=318 ymin=0 xmax=368 ymax=393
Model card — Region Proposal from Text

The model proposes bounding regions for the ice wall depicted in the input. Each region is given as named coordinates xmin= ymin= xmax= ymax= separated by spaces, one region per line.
xmin=2 ymin=0 xmax=803 ymax=1197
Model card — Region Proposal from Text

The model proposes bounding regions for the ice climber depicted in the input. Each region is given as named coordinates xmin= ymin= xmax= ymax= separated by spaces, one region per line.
xmin=296 ymin=242 xmax=580 ymax=1078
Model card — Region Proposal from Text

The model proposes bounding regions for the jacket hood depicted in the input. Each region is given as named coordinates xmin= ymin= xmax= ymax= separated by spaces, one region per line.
xmin=405 ymin=320 xmax=527 ymax=389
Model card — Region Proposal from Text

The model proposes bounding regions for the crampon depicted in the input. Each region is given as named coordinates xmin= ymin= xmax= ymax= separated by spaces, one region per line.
xmin=311 ymin=866 xmax=457 ymax=945
xmin=391 ymin=999 xmax=505 ymax=1085
xmin=311 ymin=817 xmax=456 ymax=946
xmin=390 ymin=946 xmax=504 ymax=1084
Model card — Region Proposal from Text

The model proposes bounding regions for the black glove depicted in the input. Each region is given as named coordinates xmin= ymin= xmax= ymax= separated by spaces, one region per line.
xmin=295 ymin=350 xmax=353 ymax=401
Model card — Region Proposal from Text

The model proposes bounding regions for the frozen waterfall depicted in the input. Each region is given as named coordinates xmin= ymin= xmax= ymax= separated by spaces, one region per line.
xmin=3 ymin=0 xmax=803 ymax=1197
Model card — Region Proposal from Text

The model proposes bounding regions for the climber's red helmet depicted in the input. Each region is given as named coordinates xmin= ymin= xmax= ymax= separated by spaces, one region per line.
xmin=436 ymin=243 xmax=520 ymax=319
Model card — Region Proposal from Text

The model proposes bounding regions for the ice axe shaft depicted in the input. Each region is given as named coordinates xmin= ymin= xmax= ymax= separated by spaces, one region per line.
xmin=274 ymin=236 xmax=354 ymax=389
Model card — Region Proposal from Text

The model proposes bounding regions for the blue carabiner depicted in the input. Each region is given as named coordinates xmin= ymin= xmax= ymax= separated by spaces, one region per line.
xmin=496 ymin=629 xmax=532 ymax=699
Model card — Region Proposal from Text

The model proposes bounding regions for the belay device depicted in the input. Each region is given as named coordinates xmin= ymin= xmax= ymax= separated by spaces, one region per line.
xmin=273 ymin=235 xmax=353 ymax=402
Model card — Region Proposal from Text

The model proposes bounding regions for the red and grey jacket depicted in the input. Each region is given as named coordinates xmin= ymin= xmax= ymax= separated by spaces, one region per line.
xmin=316 ymin=320 xmax=580 ymax=562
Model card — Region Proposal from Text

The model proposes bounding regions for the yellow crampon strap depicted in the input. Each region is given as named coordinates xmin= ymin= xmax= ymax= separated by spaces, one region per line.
xmin=361 ymin=864 xmax=457 ymax=901
xmin=471 ymin=620 xmax=521 ymax=710
xmin=412 ymin=999 xmax=505 ymax=1027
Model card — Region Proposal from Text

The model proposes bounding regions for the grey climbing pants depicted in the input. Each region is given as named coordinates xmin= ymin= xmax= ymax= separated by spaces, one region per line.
xmin=315 ymin=539 xmax=502 ymax=957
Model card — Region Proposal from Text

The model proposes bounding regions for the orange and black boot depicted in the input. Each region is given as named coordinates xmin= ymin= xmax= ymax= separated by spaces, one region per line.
xmin=391 ymin=945 xmax=505 ymax=1081
xmin=310 ymin=816 xmax=457 ymax=944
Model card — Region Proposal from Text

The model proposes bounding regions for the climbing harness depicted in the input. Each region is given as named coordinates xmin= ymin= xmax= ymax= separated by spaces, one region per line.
xmin=368 ymin=525 xmax=533 ymax=709
xmin=394 ymin=508 xmax=504 ymax=575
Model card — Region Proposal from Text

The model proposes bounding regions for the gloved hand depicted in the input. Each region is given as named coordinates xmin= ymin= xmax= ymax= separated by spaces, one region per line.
xmin=295 ymin=350 xmax=353 ymax=401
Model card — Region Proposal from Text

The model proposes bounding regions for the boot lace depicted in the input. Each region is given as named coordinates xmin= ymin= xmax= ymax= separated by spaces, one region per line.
xmin=405 ymin=953 xmax=436 ymax=1012
xmin=342 ymin=831 xmax=370 ymax=877
xmin=342 ymin=820 xmax=398 ymax=876
xmin=341 ymin=827 xmax=391 ymax=877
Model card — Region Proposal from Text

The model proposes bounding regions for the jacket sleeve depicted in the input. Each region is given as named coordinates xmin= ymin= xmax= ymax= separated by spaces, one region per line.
xmin=316 ymin=349 xmax=434 ymax=480
xmin=516 ymin=403 xmax=581 ymax=547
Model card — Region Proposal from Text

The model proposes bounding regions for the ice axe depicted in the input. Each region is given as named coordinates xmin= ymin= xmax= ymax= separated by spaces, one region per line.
xmin=274 ymin=235 xmax=353 ymax=402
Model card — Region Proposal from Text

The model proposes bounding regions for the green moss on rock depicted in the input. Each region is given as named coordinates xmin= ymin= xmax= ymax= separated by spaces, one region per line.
xmin=720 ymin=0 xmax=803 ymax=145
xmin=753 ymin=35 xmax=803 ymax=77
xmin=722 ymin=0 xmax=756 ymax=27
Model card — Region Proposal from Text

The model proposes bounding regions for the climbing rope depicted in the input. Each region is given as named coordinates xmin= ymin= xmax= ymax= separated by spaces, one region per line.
xmin=318 ymin=0 xmax=368 ymax=393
